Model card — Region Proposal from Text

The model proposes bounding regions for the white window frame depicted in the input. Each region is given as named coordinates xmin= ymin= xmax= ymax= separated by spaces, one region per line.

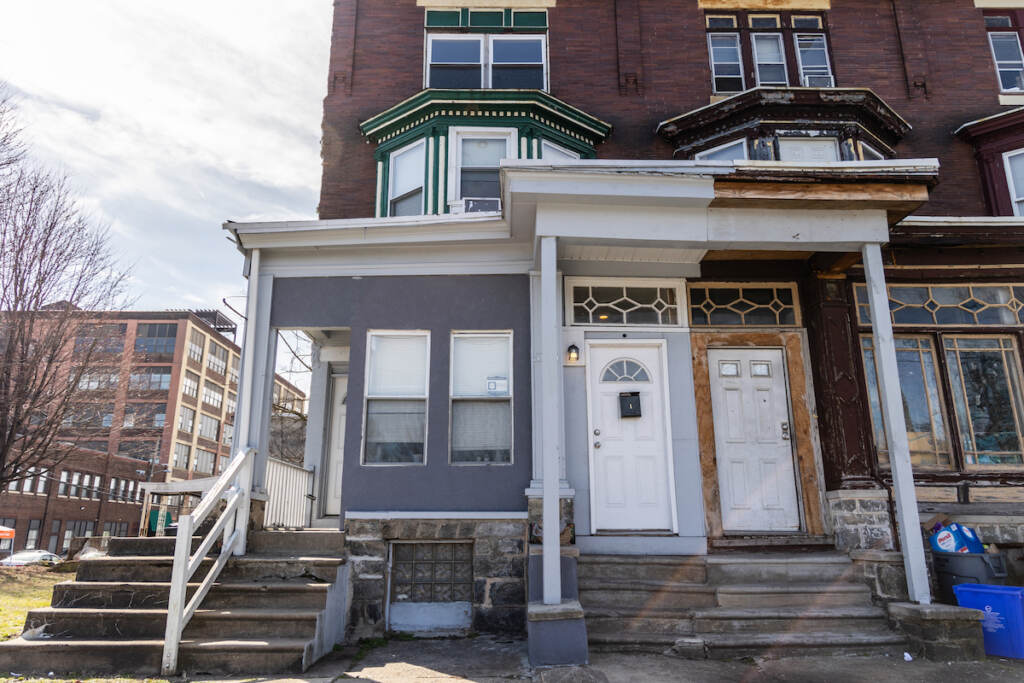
xmin=447 ymin=126 xmax=518 ymax=212
xmin=563 ymin=276 xmax=688 ymax=329
xmin=695 ymin=138 xmax=749 ymax=161
xmin=540 ymin=140 xmax=580 ymax=160
xmin=361 ymin=330 xmax=431 ymax=467
xmin=387 ymin=137 xmax=427 ymax=217
xmin=988 ymin=31 xmax=1024 ymax=93
xmin=707 ymin=32 xmax=745 ymax=94
xmin=1004 ymin=147 xmax=1024 ymax=216
xmin=794 ymin=32 xmax=834 ymax=87
xmin=752 ymin=32 xmax=788 ymax=86
xmin=426 ymin=34 xmax=548 ymax=90
xmin=448 ymin=331 xmax=514 ymax=466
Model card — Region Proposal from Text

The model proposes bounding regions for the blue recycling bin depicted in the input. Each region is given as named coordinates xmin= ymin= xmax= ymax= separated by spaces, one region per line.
xmin=953 ymin=583 xmax=1024 ymax=659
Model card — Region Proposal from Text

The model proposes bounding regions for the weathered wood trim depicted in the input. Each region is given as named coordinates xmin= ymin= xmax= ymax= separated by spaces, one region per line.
xmin=713 ymin=181 xmax=930 ymax=205
xmin=692 ymin=330 xmax=826 ymax=539
xmin=918 ymin=502 xmax=1024 ymax=516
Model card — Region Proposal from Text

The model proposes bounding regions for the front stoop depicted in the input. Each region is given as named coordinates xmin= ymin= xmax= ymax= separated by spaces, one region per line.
xmin=578 ymin=551 xmax=911 ymax=659
xmin=0 ymin=531 xmax=348 ymax=677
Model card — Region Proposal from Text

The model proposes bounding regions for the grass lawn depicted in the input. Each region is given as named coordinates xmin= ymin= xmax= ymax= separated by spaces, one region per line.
xmin=0 ymin=566 xmax=65 ymax=642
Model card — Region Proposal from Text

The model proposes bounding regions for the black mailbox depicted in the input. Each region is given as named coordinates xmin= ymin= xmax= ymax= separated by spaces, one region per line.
xmin=619 ymin=392 xmax=641 ymax=418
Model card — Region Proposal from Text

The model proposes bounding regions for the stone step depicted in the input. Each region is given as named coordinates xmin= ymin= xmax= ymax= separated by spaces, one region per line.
xmin=585 ymin=609 xmax=694 ymax=636
xmin=75 ymin=555 xmax=345 ymax=583
xmin=247 ymin=530 xmax=345 ymax=557
xmin=106 ymin=536 xmax=205 ymax=557
xmin=51 ymin=580 xmax=331 ymax=610
xmin=705 ymin=552 xmax=856 ymax=584
xmin=579 ymin=579 xmax=716 ymax=611
xmin=692 ymin=606 xmax=889 ymax=634
xmin=715 ymin=583 xmax=873 ymax=609
xmin=709 ymin=535 xmax=836 ymax=551
xmin=587 ymin=631 xmax=680 ymax=654
xmin=0 ymin=637 xmax=313 ymax=676
xmin=576 ymin=555 xmax=707 ymax=583
xmin=699 ymin=631 xmax=907 ymax=660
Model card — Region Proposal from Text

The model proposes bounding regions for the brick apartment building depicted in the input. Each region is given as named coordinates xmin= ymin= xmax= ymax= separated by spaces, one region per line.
xmin=0 ymin=310 xmax=304 ymax=554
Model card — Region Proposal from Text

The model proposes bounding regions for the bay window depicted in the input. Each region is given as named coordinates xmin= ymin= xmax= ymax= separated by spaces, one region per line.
xmin=388 ymin=139 xmax=426 ymax=217
xmin=427 ymin=34 xmax=546 ymax=90
xmin=450 ymin=333 xmax=513 ymax=464
xmin=363 ymin=332 xmax=429 ymax=465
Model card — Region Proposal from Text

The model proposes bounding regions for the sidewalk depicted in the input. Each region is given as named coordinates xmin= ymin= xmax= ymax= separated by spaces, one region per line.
xmin=242 ymin=634 xmax=1024 ymax=683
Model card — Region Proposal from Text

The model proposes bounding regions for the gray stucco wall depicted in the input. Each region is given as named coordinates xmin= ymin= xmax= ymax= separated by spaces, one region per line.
xmin=271 ymin=275 xmax=532 ymax=512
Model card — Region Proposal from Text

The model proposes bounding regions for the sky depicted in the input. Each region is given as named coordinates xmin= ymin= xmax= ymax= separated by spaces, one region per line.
xmin=0 ymin=1 xmax=333 ymax=390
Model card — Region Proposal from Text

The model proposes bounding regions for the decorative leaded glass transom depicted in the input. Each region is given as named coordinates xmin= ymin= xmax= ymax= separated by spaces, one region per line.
xmin=601 ymin=359 xmax=651 ymax=383
xmin=390 ymin=542 xmax=474 ymax=603
xmin=854 ymin=284 xmax=1024 ymax=327
xmin=689 ymin=284 xmax=799 ymax=326
xmin=571 ymin=283 xmax=680 ymax=326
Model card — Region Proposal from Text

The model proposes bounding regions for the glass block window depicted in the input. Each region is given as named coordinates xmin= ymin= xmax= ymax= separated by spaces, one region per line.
xmin=390 ymin=542 xmax=473 ymax=604
xmin=569 ymin=280 xmax=681 ymax=326
xmin=688 ymin=284 xmax=799 ymax=326
xmin=601 ymin=359 xmax=651 ymax=383
xmin=854 ymin=284 xmax=1024 ymax=327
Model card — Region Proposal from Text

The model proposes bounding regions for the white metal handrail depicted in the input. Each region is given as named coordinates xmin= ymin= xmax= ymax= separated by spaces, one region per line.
xmin=161 ymin=447 xmax=254 ymax=675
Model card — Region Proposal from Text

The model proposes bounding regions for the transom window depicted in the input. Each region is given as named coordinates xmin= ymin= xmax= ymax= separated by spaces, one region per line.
xmin=450 ymin=332 xmax=513 ymax=464
xmin=1005 ymin=148 xmax=1024 ymax=216
xmin=705 ymin=11 xmax=833 ymax=94
xmin=601 ymin=359 xmax=651 ymax=383
xmin=389 ymin=139 xmax=426 ymax=217
xmin=689 ymin=284 xmax=800 ymax=326
xmin=985 ymin=11 xmax=1024 ymax=92
xmin=426 ymin=34 xmax=546 ymax=90
xmin=363 ymin=332 xmax=430 ymax=465
xmin=567 ymin=278 xmax=683 ymax=326
xmin=854 ymin=284 xmax=1024 ymax=326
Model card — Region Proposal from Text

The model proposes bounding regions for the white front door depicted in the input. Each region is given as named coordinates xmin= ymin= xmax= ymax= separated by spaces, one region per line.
xmin=587 ymin=342 xmax=675 ymax=532
xmin=323 ymin=375 xmax=347 ymax=516
xmin=708 ymin=348 xmax=800 ymax=532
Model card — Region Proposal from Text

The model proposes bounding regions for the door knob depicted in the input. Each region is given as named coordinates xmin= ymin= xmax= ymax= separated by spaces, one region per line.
xmin=593 ymin=441 xmax=601 ymax=449
xmin=781 ymin=422 xmax=791 ymax=440
xmin=593 ymin=428 xmax=601 ymax=436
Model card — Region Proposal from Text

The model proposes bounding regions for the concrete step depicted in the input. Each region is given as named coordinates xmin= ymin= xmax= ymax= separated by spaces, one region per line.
xmin=247 ymin=530 xmax=345 ymax=557
xmin=185 ymin=609 xmax=320 ymax=639
xmin=715 ymin=583 xmax=873 ymax=608
xmin=0 ymin=637 xmax=312 ymax=676
xmin=577 ymin=555 xmax=706 ymax=583
xmin=587 ymin=631 xmax=680 ymax=653
xmin=51 ymin=580 xmax=331 ymax=610
xmin=699 ymin=631 xmax=907 ymax=660
xmin=709 ymin=535 xmax=836 ymax=551
xmin=75 ymin=555 xmax=344 ymax=583
xmin=106 ymin=536 xmax=204 ymax=557
xmin=705 ymin=552 xmax=856 ymax=584
xmin=692 ymin=606 xmax=889 ymax=634
xmin=585 ymin=609 xmax=694 ymax=636
xmin=579 ymin=579 xmax=716 ymax=611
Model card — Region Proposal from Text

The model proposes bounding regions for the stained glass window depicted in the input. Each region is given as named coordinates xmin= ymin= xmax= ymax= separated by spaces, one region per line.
xmin=571 ymin=283 xmax=680 ymax=326
xmin=689 ymin=284 xmax=799 ymax=326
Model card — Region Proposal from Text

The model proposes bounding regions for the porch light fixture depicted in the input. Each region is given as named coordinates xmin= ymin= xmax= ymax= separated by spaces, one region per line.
xmin=567 ymin=344 xmax=580 ymax=363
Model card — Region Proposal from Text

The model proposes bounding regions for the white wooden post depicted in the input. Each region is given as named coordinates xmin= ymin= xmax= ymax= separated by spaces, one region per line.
xmin=539 ymin=236 xmax=562 ymax=606
xmin=161 ymin=513 xmax=194 ymax=675
xmin=862 ymin=243 xmax=931 ymax=604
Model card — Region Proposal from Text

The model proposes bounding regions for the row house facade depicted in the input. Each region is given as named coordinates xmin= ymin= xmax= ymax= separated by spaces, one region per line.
xmin=220 ymin=0 xmax=1024 ymax=666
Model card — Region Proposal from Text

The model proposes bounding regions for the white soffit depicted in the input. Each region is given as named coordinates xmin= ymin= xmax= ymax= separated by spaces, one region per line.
xmin=559 ymin=244 xmax=706 ymax=264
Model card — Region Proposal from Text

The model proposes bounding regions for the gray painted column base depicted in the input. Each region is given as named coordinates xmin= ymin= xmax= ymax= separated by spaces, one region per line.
xmin=527 ymin=600 xmax=589 ymax=667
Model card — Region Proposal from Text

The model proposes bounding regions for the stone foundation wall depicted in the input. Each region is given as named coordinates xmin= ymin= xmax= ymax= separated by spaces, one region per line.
xmin=344 ymin=517 xmax=527 ymax=639
xmin=826 ymin=489 xmax=895 ymax=552
xmin=850 ymin=549 xmax=911 ymax=604
xmin=527 ymin=497 xmax=574 ymax=544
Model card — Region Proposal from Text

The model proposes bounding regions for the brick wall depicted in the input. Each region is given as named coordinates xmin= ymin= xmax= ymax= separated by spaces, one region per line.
xmin=319 ymin=0 xmax=1007 ymax=220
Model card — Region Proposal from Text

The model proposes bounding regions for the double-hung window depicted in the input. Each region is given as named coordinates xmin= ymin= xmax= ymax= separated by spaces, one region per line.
xmin=1005 ymin=148 xmax=1024 ymax=216
xmin=388 ymin=139 xmax=426 ymax=217
xmin=449 ymin=128 xmax=516 ymax=213
xmin=427 ymin=35 xmax=546 ymax=90
xmin=986 ymin=12 xmax=1024 ymax=93
xmin=363 ymin=332 xmax=429 ymax=465
xmin=450 ymin=333 xmax=513 ymax=464
xmin=752 ymin=33 xmax=787 ymax=86
xmin=794 ymin=33 xmax=834 ymax=87
xmin=708 ymin=31 xmax=744 ymax=93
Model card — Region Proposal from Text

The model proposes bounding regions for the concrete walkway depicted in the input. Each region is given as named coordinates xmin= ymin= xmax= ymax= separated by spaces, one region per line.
xmin=224 ymin=635 xmax=1024 ymax=683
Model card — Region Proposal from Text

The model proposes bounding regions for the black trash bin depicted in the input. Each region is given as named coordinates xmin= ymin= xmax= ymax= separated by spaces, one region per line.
xmin=933 ymin=550 xmax=1008 ymax=603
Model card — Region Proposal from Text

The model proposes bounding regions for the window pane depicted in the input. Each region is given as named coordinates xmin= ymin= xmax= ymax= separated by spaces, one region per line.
xmin=451 ymin=400 xmax=511 ymax=463
xmin=491 ymin=65 xmax=544 ymax=89
xmin=492 ymin=39 xmax=543 ymax=63
xmin=1008 ymin=152 xmax=1024 ymax=201
xmin=991 ymin=33 xmax=1024 ymax=63
xmin=391 ymin=190 xmax=423 ymax=217
xmin=697 ymin=140 xmax=746 ymax=161
xmin=431 ymin=39 xmax=481 ymax=63
xmin=778 ymin=138 xmax=839 ymax=162
xmin=461 ymin=168 xmax=500 ymax=199
xmin=754 ymin=34 xmax=784 ymax=61
xmin=461 ymin=138 xmax=506 ymax=167
xmin=392 ymin=142 xmax=425 ymax=198
xmin=429 ymin=65 xmax=483 ymax=88
xmin=453 ymin=336 xmax=510 ymax=397
xmin=367 ymin=335 xmax=428 ymax=397
xmin=365 ymin=399 xmax=426 ymax=463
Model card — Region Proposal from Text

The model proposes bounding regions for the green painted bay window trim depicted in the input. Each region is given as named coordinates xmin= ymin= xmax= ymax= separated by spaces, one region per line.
xmin=425 ymin=8 xmax=548 ymax=30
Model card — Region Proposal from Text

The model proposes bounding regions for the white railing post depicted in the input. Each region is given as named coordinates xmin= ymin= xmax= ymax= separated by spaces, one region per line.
xmin=161 ymin=513 xmax=194 ymax=676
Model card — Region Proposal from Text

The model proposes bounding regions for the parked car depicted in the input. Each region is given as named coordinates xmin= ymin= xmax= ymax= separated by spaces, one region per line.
xmin=0 ymin=549 xmax=62 ymax=567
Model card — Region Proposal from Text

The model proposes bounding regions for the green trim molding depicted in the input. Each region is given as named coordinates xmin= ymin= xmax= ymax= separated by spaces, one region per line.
xmin=425 ymin=8 xmax=548 ymax=30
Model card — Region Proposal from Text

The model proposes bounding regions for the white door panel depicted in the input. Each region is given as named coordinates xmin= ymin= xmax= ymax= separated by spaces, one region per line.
xmin=709 ymin=348 xmax=800 ymax=532
xmin=323 ymin=375 xmax=348 ymax=517
xmin=587 ymin=343 xmax=675 ymax=532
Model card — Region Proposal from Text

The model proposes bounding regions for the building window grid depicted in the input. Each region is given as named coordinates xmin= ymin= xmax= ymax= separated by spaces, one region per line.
xmin=202 ymin=382 xmax=224 ymax=410
xmin=134 ymin=323 xmax=177 ymax=355
xmin=199 ymin=413 xmax=220 ymax=442
xmin=426 ymin=33 xmax=547 ymax=90
xmin=207 ymin=342 xmax=228 ymax=375
xmin=174 ymin=442 xmax=191 ymax=470
xmin=188 ymin=329 xmax=205 ymax=363
xmin=129 ymin=367 xmax=172 ymax=391
xmin=182 ymin=371 xmax=200 ymax=399
xmin=179 ymin=406 xmax=196 ymax=434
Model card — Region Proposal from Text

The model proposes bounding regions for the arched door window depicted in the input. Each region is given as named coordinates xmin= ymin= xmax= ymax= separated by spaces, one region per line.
xmin=600 ymin=359 xmax=651 ymax=383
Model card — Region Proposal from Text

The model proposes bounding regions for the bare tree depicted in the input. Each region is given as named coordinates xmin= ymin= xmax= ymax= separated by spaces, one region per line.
xmin=0 ymin=93 xmax=129 ymax=490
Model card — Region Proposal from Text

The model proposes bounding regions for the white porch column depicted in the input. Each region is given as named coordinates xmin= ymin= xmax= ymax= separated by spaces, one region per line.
xmin=539 ymin=236 xmax=562 ymax=605
xmin=861 ymin=243 xmax=931 ymax=604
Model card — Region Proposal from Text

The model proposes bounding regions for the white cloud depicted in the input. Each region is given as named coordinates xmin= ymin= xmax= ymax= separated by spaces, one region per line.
xmin=0 ymin=0 xmax=332 ymax=311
